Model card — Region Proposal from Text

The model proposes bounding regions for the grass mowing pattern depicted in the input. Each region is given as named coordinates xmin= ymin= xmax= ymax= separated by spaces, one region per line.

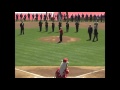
xmin=15 ymin=27 xmax=105 ymax=66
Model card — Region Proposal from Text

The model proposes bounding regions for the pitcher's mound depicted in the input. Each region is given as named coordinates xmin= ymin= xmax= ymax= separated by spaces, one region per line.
xmin=39 ymin=36 xmax=80 ymax=43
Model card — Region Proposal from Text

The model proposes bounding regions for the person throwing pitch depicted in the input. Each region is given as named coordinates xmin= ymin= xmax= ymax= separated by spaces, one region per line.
xmin=58 ymin=27 xmax=63 ymax=43
xmin=55 ymin=58 xmax=69 ymax=78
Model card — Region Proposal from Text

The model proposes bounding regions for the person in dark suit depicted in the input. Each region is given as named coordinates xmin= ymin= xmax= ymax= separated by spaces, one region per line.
xmin=36 ymin=13 xmax=38 ymax=21
xmin=23 ymin=14 xmax=26 ymax=21
xmin=93 ymin=14 xmax=96 ymax=22
xmin=100 ymin=14 xmax=103 ymax=22
xmin=49 ymin=13 xmax=51 ymax=21
xmin=87 ymin=24 xmax=93 ymax=40
xmin=16 ymin=14 xmax=18 ymax=21
xmin=40 ymin=14 xmax=42 ymax=20
xmin=28 ymin=13 xmax=30 ymax=21
xmin=71 ymin=14 xmax=73 ymax=22
xmin=66 ymin=21 xmax=69 ymax=32
xmin=58 ymin=27 xmax=63 ymax=43
xmin=75 ymin=21 xmax=79 ymax=32
xmin=45 ymin=21 xmax=48 ymax=32
xmin=32 ymin=14 xmax=34 ymax=21
xmin=58 ymin=22 xmax=62 ymax=30
xmin=44 ymin=14 xmax=46 ymax=21
xmin=78 ymin=14 xmax=80 ymax=22
xmin=97 ymin=15 xmax=99 ymax=22
xmin=52 ymin=21 xmax=55 ymax=32
xmin=20 ymin=21 xmax=24 ymax=35
xmin=90 ymin=14 xmax=92 ymax=22
xmin=92 ymin=22 xmax=98 ymax=42
xmin=86 ymin=14 xmax=88 ymax=22
xmin=82 ymin=14 xmax=84 ymax=22
xmin=20 ymin=13 xmax=23 ymax=21
xmin=39 ymin=20 xmax=43 ymax=32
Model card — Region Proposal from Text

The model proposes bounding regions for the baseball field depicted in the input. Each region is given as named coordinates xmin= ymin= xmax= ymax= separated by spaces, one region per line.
xmin=15 ymin=21 xmax=105 ymax=78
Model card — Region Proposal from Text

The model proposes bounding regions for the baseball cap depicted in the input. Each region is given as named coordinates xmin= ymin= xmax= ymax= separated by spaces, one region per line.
xmin=63 ymin=58 xmax=69 ymax=63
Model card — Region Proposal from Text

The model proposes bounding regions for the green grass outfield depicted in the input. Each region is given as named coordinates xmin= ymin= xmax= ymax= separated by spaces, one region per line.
xmin=15 ymin=27 xmax=105 ymax=66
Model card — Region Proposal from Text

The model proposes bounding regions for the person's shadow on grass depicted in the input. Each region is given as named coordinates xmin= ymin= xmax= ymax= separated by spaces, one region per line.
xmin=18 ymin=34 xmax=22 ymax=36
xmin=48 ymin=32 xmax=52 ymax=34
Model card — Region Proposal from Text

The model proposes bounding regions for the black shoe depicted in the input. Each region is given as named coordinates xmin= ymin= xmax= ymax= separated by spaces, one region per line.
xmin=92 ymin=40 xmax=95 ymax=42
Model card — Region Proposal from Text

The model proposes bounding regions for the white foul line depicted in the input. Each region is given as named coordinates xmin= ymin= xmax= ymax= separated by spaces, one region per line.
xmin=15 ymin=68 xmax=46 ymax=78
xmin=15 ymin=68 xmax=105 ymax=78
xmin=75 ymin=69 xmax=105 ymax=77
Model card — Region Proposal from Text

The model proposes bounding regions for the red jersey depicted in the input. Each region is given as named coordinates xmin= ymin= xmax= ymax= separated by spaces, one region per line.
xmin=55 ymin=68 xmax=69 ymax=78
xmin=59 ymin=29 xmax=63 ymax=34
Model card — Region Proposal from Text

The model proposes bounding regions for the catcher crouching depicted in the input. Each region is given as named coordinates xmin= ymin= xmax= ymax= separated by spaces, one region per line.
xmin=55 ymin=58 xmax=69 ymax=78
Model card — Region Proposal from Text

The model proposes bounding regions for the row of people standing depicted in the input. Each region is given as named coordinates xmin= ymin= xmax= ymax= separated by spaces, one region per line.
xmin=16 ymin=13 xmax=52 ymax=21
xmin=19 ymin=21 xmax=98 ymax=42
xmin=70 ymin=14 xmax=105 ymax=22
xmin=38 ymin=20 xmax=79 ymax=33
xmin=16 ymin=13 xmax=105 ymax=22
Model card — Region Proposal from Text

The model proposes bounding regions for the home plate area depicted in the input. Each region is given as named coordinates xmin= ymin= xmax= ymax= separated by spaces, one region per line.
xmin=15 ymin=66 xmax=105 ymax=78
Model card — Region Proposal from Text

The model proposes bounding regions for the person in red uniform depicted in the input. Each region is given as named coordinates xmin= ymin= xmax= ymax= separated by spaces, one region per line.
xmin=55 ymin=58 xmax=69 ymax=78
xmin=58 ymin=27 xmax=63 ymax=43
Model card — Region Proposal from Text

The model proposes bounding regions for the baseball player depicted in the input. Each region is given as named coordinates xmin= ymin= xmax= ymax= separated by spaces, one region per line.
xmin=55 ymin=58 xmax=69 ymax=78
